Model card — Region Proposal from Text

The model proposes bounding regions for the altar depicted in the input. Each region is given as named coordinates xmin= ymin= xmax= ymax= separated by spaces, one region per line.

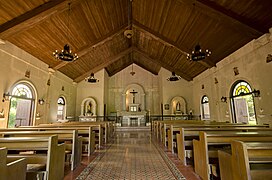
xmin=117 ymin=85 xmax=148 ymax=126
xmin=120 ymin=111 xmax=146 ymax=126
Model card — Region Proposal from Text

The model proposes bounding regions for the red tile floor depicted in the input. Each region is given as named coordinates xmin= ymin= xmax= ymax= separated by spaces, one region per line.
xmin=64 ymin=130 xmax=201 ymax=180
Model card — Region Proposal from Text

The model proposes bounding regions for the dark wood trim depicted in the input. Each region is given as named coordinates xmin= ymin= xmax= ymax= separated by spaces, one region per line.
xmin=0 ymin=0 xmax=69 ymax=39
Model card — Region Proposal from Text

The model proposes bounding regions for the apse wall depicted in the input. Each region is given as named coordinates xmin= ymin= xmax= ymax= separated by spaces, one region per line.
xmin=0 ymin=41 xmax=77 ymax=127
xmin=192 ymin=28 xmax=272 ymax=126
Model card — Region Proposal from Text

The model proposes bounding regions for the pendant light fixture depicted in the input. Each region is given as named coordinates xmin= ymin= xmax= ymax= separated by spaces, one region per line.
xmin=167 ymin=72 xmax=181 ymax=81
xmin=187 ymin=44 xmax=211 ymax=61
xmin=186 ymin=3 xmax=211 ymax=62
xmin=124 ymin=0 xmax=133 ymax=39
xmin=53 ymin=3 xmax=78 ymax=62
xmin=85 ymin=73 xmax=99 ymax=83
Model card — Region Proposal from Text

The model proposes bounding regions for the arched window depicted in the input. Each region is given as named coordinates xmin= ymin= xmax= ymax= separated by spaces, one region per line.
xmin=57 ymin=97 xmax=66 ymax=120
xmin=230 ymin=80 xmax=256 ymax=124
xmin=8 ymin=82 xmax=36 ymax=127
xmin=201 ymin=95 xmax=210 ymax=120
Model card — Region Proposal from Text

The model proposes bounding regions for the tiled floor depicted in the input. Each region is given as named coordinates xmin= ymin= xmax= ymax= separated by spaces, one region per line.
xmin=76 ymin=130 xmax=186 ymax=179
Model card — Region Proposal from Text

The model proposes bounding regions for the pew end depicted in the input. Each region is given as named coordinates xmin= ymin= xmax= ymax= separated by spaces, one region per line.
xmin=0 ymin=147 xmax=27 ymax=180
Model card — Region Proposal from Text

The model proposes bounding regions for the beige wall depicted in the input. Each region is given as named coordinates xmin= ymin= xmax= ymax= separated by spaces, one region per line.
xmin=0 ymin=42 xmax=77 ymax=127
xmin=76 ymin=70 xmax=105 ymax=116
xmin=107 ymin=64 xmax=160 ymax=115
xmin=192 ymin=29 xmax=272 ymax=126
xmin=159 ymin=68 xmax=193 ymax=115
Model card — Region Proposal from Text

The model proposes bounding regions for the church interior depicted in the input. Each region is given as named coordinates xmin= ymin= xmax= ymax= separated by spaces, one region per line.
xmin=0 ymin=0 xmax=272 ymax=179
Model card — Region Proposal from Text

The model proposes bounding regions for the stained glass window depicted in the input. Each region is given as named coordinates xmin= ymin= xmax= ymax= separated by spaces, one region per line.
xmin=12 ymin=84 xmax=33 ymax=98
xmin=233 ymin=81 xmax=252 ymax=97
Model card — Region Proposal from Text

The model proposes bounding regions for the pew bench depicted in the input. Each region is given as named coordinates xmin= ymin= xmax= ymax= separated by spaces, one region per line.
xmin=0 ymin=130 xmax=82 ymax=170
xmin=193 ymin=131 xmax=272 ymax=180
xmin=167 ymin=124 xmax=269 ymax=153
xmin=173 ymin=127 xmax=272 ymax=165
xmin=11 ymin=125 xmax=99 ymax=153
xmin=0 ymin=135 xmax=65 ymax=180
xmin=219 ymin=141 xmax=272 ymax=180
xmin=0 ymin=147 xmax=27 ymax=180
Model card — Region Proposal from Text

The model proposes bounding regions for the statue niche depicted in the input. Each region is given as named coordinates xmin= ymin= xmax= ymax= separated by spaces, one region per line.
xmin=79 ymin=97 xmax=97 ymax=122
xmin=170 ymin=96 xmax=186 ymax=115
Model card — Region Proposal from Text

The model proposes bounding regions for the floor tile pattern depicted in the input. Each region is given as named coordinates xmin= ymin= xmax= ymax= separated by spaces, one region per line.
xmin=76 ymin=131 xmax=185 ymax=180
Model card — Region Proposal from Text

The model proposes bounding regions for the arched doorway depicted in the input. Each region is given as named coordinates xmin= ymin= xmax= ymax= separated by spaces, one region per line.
xmin=8 ymin=81 xmax=37 ymax=127
xmin=230 ymin=80 xmax=257 ymax=124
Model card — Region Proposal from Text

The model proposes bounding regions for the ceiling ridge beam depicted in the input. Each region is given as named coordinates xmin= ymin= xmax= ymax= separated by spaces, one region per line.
xmin=52 ymin=24 xmax=129 ymax=70
xmin=177 ymin=0 xmax=264 ymax=36
xmin=0 ymin=0 xmax=75 ymax=39
xmin=132 ymin=20 xmax=215 ymax=68
xmin=74 ymin=46 xmax=133 ymax=82
xmin=133 ymin=47 xmax=192 ymax=81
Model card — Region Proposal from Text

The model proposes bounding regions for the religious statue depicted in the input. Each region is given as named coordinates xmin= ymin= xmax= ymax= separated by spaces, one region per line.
xmin=130 ymin=89 xmax=138 ymax=104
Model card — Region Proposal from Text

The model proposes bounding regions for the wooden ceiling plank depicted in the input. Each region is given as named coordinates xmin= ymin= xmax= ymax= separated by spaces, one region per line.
xmin=74 ymin=46 xmax=133 ymax=82
xmin=0 ymin=0 xmax=70 ymax=39
xmin=133 ymin=20 xmax=214 ymax=68
xmin=52 ymin=24 xmax=128 ymax=70
xmin=133 ymin=47 xmax=192 ymax=81
xmin=176 ymin=0 xmax=263 ymax=37
xmin=197 ymin=0 xmax=266 ymax=34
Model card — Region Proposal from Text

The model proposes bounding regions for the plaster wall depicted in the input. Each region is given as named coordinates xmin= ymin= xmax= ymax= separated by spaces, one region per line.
xmin=0 ymin=42 xmax=76 ymax=127
xmin=192 ymin=29 xmax=272 ymax=126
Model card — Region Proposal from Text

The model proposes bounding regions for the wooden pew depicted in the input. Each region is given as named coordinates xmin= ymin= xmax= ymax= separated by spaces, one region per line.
xmin=0 ymin=130 xmax=82 ymax=170
xmin=0 ymin=135 xmax=65 ymax=180
xmin=167 ymin=123 xmax=269 ymax=152
xmin=36 ymin=123 xmax=105 ymax=147
xmin=219 ymin=141 xmax=272 ymax=180
xmin=0 ymin=147 xmax=27 ymax=180
xmin=0 ymin=127 xmax=95 ymax=156
xmin=174 ymin=127 xmax=272 ymax=165
xmin=193 ymin=131 xmax=272 ymax=180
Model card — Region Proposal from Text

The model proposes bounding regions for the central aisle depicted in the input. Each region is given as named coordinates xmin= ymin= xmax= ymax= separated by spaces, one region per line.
xmin=76 ymin=130 xmax=185 ymax=180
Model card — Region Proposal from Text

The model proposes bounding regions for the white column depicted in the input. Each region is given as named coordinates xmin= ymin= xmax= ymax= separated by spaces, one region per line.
xmin=122 ymin=93 xmax=126 ymax=111
xmin=141 ymin=94 xmax=146 ymax=110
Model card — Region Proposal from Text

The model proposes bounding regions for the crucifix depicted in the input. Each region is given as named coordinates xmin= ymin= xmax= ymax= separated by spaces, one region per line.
xmin=130 ymin=89 xmax=138 ymax=103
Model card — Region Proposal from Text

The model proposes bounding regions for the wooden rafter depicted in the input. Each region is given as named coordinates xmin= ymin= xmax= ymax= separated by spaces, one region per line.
xmin=133 ymin=47 xmax=193 ymax=81
xmin=0 ymin=0 xmax=73 ymax=39
xmin=53 ymin=24 xmax=129 ymax=70
xmin=177 ymin=0 xmax=264 ymax=37
xmin=74 ymin=47 xmax=133 ymax=82
xmin=132 ymin=20 xmax=215 ymax=68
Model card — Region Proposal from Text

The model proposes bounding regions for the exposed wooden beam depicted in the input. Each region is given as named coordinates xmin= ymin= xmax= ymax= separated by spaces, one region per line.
xmin=133 ymin=47 xmax=193 ymax=81
xmin=177 ymin=0 xmax=264 ymax=37
xmin=0 ymin=0 xmax=72 ymax=39
xmin=74 ymin=47 xmax=133 ymax=82
xmin=53 ymin=24 xmax=128 ymax=70
xmin=133 ymin=20 xmax=214 ymax=68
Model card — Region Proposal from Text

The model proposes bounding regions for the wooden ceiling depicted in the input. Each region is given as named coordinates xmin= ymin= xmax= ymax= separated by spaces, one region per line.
xmin=1 ymin=0 xmax=272 ymax=82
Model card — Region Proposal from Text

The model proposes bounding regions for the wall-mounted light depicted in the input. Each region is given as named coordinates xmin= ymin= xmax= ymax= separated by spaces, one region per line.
xmin=252 ymin=89 xmax=260 ymax=97
xmin=221 ymin=96 xmax=227 ymax=103
xmin=38 ymin=99 xmax=45 ymax=105
xmin=2 ymin=92 xmax=11 ymax=102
